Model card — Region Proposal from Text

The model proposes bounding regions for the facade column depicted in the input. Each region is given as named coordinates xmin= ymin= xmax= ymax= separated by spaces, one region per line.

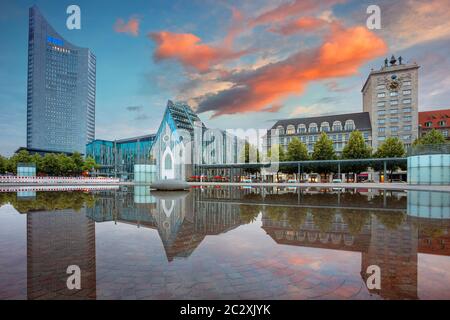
xmin=383 ymin=160 xmax=387 ymax=183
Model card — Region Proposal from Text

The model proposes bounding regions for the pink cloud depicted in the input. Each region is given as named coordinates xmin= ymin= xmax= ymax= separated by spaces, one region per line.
xmin=114 ymin=17 xmax=140 ymax=36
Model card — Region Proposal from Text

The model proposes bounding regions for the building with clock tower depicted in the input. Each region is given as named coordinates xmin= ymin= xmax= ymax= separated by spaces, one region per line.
xmin=362 ymin=55 xmax=419 ymax=149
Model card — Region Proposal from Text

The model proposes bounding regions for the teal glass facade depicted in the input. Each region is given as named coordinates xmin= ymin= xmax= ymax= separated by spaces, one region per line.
xmin=86 ymin=135 xmax=155 ymax=179
xmin=27 ymin=6 xmax=96 ymax=154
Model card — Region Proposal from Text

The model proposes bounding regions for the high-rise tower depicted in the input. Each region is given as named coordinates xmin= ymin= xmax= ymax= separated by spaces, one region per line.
xmin=362 ymin=55 xmax=419 ymax=149
xmin=27 ymin=6 xmax=95 ymax=154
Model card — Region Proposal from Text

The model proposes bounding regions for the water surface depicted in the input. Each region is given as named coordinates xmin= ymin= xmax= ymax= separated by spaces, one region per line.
xmin=0 ymin=186 xmax=449 ymax=300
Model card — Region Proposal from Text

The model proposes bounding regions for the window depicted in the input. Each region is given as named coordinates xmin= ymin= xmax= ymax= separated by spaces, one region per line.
xmin=276 ymin=125 xmax=285 ymax=135
xmin=425 ymin=121 xmax=432 ymax=127
xmin=332 ymin=121 xmax=342 ymax=131
xmin=403 ymin=107 xmax=412 ymax=113
xmin=377 ymin=101 xmax=385 ymax=107
xmin=286 ymin=125 xmax=295 ymax=135
xmin=363 ymin=132 xmax=369 ymax=139
xmin=320 ymin=122 xmax=330 ymax=132
xmin=390 ymin=109 xmax=398 ymax=114
xmin=403 ymin=135 xmax=411 ymax=140
xmin=390 ymin=100 xmax=398 ymax=106
xmin=403 ymin=98 xmax=411 ymax=104
xmin=377 ymin=110 xmax=386 ymax=116
xmin=376 ymin=84 xmax=385 ymax=90
xmin=309 ymin=123 xmax=318 ymax=133
xmin=377 ymin=92 xmax=386 ymax=98
xmin=403 ymin=115 xmax=412 ymax=122
xmin=390 ymin=117 xmax=399 ymax=123
xmin=378 ymin=127 xmax=385 ymax=133
xmin=403 ymin=125 xmax=412 ymax=131
xmin=378 ymin=136 xmax=386 ymax=141
xmin=298 ymin=124 xmax=306 ymax=133
xmin=438 ymin=120 xmax=447 ymax=127
xmin=344 ymin=120 xmax=355 ymax=131
xmin=403 ymin=81 xmax=411 ymax=86
xmin=443 ymin=130 xmax=448 ymax=137
xmin=391 ymin=126 xmax=399 ymax=132
xmin=403 ymin=89 xmax=411 ymax=95
xmin=378 ymin=119 xmax=385 ymax=125
xmin=390 ymin=91 xmax=398 ymax=97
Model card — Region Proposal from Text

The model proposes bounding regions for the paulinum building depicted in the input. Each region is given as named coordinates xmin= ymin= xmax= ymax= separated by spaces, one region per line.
xmin=26 ymin=6 xmax=96 ymax=154
xmin=265 ymin=112 xmax=372 ymax=155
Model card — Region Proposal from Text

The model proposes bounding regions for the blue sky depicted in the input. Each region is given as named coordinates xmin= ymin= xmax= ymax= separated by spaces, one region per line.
xmin=1 ymin=0 xmax=450 ymax=156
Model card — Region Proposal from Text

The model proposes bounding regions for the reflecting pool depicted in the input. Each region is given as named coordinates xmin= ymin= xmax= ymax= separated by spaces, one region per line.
xmin=0 ymin=186 xmax=450 ymax=300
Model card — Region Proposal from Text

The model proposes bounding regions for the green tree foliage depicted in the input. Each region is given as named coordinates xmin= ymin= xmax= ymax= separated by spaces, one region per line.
xmin=286 ymin=137 xmax=309 ymax=161
xmin=82 ymin=156 xmax=99 ymax=172
xmin=311 ymin=132 xmax=336 ymax=177
xmin=239 ymin=141 xmax=260 ymax=177
xmin=341 ymin=131 xmax=372 ymax=174
xmin=373 ymin=137 xmax=406 ymax=180
xmin=0 ymin=151 xmax=99 ymax=176
xmin=0 ymin=155 xmax=7 ymax=174
xmin=374 ymin=137 xmax=405 ymax=158
xmin=414 ymin=129 xmax=446 ymax=146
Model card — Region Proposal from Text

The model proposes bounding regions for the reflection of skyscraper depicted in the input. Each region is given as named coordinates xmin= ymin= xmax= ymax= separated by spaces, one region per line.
xmin=27 ymin=6 xmax=96 ymax=154
xmin=361 ymin=215 xmax=418 ymax=300
xmin=27 ymin=209 xmax=96 ymax=300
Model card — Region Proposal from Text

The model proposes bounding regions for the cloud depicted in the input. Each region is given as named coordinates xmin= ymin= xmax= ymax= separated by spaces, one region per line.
xmin=380 ymin=0 xmax=450 ymax=50
xmin=250 ymin=0 xmax=345 ymax=26
xmin=269 ymin=16 xmax=329 ymax=35
xmin=114 ymin=16 xmax=140 ymax=36
xmin=126 ymin=105 xmax=143 ymax=112
xmin=149 ymin=31 xmax=250 ymax=72
xmin=196 ymin=25 xmax=387 ymax=117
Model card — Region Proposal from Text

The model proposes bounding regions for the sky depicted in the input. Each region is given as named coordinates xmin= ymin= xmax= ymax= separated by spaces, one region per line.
xmin=1 ymin=0 xmax=450 ymax=156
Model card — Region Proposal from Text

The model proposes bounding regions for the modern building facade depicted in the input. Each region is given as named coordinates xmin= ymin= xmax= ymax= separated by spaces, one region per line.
xmin=264 ymin=112 xmax=372 ymax=155
xmin=27 ymin=6 xmax=96 ymax=154
xmin=86 ymin=134 xmax=156 ymax=179
xmin=419 ymin=109 xmax=450 ymax=140
xmin=362 ymin=55 xmax=419 ymax=149
xmin=86 ymin=100 xmax=241 ymax=180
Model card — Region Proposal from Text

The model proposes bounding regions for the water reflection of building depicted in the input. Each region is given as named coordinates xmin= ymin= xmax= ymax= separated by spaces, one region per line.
xmin=218 ymin=188 xmax=448 ymax=300
xmin=86 ymin=187 xmax=243 ymax=261
xmin=27 ymin=208 xmax=96 ymax=300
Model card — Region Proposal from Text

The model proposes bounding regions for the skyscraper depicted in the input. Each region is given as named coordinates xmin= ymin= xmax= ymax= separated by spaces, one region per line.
xmin=362 ymin=55 xmax=419 ymax=149
xmin=26 ymin=6 xmax=96 ymax=154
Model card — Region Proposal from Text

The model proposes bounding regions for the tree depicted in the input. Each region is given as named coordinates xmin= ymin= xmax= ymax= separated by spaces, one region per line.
xmin=414 ymin=129 xmax=446 ymax=146
xmin=266 ymin=143 xmax=286 ymax=182
xmin=57 ymin=154 xmax=76 ymax=176
xmin=0 ymin=155 xmax=7 ymax=174
xmin=30 ymin=153 xmax=42 ymax=174
xmin=375 ymin=137 xmax=405 ymax=158
xmin=312 ymin=132 xmax=336 ymax=160
xmin=82 ymin=156 xmax=99 ymax=173
xmin=71 ymin=152 xmax=84 ymax=174
xmin=41 ymin=153 xmax=60 ymax=176
xmin=311 ymin=132 xmax=336 ymax=179
xmin=374 ymin=137 xmax=406 ymax=181
xmin=239 ymin=142 xmax=260 ymax=178
xmin=286 ymin=137 xmax=309 ymax=161
xmin=8 ymin=150 xmax=31 ymax=174
xmin=341 ymin=131 xmax=372 ymax=175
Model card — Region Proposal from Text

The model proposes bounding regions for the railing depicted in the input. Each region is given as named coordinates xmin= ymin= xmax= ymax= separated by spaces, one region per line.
xmin=408 ymin=144 xmax=450 ymax=156
xmin=0 ymin=176 xmax=120 ymax=185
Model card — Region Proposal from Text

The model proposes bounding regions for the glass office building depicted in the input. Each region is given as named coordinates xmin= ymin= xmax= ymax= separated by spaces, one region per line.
xmin=86 ymin=134 xmax=156 ymax=179
xmin=27 ymin=6 xmax=96 ymax=154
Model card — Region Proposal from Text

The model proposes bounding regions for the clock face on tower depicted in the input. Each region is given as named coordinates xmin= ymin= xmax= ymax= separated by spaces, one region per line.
xmin=386 ymin=75 xmax=402 ymax=91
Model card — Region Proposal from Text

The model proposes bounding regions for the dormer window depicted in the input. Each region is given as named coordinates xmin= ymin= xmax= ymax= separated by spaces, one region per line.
xmin=286 ymin=125 xmax=295 ymax=135
xmin=332 ymin=121 xmax=342 ymax=131
xmin=320 ymin=122 xmax=330 ymax=132
xmin=309 ymin=123 xmax=318 ymax=133
xmin=344 ymin=120 xmax=355 ymax=131
xmin=298 ymin=124 xmax=306 ymax=133
xmin=276 ymin=125 xmax=285 ymax=135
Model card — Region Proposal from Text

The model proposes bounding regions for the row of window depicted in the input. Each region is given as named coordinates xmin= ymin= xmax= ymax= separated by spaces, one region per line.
xmin=376 ymin=81 xmax=411 ymax=90
xmin=378 ymin=125 xmax=412 ymax=133
xmin=377 ymin=107 xmax=412 ymax=116
xmin=276 ymin=120 xmax=356 ymax=135
xmin=377 ymin=89 xmax=411 ymax=98
xmin=424 ymin=120 xmax=447 ymax=127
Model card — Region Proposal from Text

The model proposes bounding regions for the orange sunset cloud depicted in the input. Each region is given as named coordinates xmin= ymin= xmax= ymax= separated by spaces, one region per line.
xmin=114 ymin=17 xmax=140 ymax=36
xmin=197 ymin=26 xmax=387 ymax=117
xmin=149 ymin=31 xmax=248 ymax=72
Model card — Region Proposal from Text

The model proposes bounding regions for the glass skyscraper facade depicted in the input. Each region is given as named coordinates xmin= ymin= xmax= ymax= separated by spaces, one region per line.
xmin=27 ymin=6 xmax=96 ymax=154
